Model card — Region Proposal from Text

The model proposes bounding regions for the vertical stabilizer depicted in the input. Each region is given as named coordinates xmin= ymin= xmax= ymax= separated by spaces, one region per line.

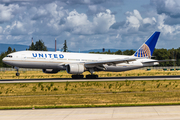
xmin=133 ymin=31 xmax=160 ymax=59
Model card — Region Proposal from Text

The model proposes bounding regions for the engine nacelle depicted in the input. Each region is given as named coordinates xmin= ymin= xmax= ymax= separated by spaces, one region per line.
xmin=66 ymin=64 xmax=84 ymax=74
xmin=42 ymin=69 xmax=60 ymax=74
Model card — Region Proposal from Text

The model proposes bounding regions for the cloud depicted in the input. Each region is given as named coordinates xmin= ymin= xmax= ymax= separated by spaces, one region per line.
xmin=0 ymin=0 xmax=58 ymax=5
xmin=87 ymin=5 xmax=106 ymax=15
xmin=149 ymin=0 xmax=180 ymax=35
xmin=0 ymin=26 xmax=3 ymax=33
xmin=124 ymin=9 xmax=156 ymax=32
xmin=0 ymin=0 xmax=122 ymax=7
xmin=0 ymin=0 xmax=180 ymax=51
xmin=151 ymin=0 xmax=180 ymax=18
xmin=0 ymin=4 xmax=20 ymax=23
xmin=157 ymin=14 xmax=175 ymax=34
xmin=3 ymin=21 xmax=26 ymax=35
xmin=31 ymin=7 xmax=48 ymax=20
xmin=110 ymin=21 xmax=125 ymax=29
xmin=164 ymin=17 xmax=180 ymax=25
xmin=64 ymin=9 xmax=115 ymax=34
xmin=65 ymin=10 xmax=92 ymax=34
xmin=0 ymin=1 xmax=116 ymax=37
xmin=62 ymin=0 xmax=114 ymax=5
xmin=93 ymin=9 xmax=115 ymax=33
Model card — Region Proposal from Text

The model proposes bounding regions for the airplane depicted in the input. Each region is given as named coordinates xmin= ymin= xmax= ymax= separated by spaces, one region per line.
xmin=2 ymin=31 xmax=173 ymax=79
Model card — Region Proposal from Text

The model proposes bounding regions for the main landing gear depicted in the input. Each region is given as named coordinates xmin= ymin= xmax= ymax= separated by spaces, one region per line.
xmin=86 ymin=68 xmax=98 ymax=79
xmin=71 ymin=74 xmax=98 ymax=79
xmin=14 ymin=67 xmax=20 ymax=76
xmin=72 ymin=75 xmax=84 ymax=79
xmin=86 ymin=74 xmax=98 ymax=79
xmin=71 ymin=69 xmax=98 ymax=79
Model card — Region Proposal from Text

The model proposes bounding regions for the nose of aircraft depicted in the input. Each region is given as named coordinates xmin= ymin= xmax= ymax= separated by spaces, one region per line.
xmin=2 ymin=57 xmax=7 ymax=63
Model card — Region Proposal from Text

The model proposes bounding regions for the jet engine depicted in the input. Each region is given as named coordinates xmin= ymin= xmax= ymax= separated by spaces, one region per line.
xmin=66 ymin=64 xmax=84 ymax=74
xmin=42 ymin=69 xmax=60 ymax=74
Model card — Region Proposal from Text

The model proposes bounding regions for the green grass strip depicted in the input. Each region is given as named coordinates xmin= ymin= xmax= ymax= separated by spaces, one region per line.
xmin=1 ymin=102 xmax=180 ymax=110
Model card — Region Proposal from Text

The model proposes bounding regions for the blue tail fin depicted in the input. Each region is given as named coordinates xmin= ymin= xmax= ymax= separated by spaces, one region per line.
xmin=133 ymin=31 xmax=160 ymax=59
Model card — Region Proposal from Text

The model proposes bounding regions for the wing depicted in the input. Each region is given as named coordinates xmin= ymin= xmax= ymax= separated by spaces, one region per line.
xmin=142 ymin=59 xmax=176 ymax=64
xmin=84 ymin=58 xmax=138 ymax=69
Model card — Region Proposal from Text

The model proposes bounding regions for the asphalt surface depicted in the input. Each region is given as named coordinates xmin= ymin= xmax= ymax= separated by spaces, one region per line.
xmin=1 ymin=75 xmax=180 ymax=83
xmin=1 ymin=105 xmax=180 ymax=120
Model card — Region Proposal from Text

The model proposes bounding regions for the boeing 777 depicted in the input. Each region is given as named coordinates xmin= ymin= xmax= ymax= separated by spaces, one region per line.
xmin=2 ymin=31 xmax=173 ymax=79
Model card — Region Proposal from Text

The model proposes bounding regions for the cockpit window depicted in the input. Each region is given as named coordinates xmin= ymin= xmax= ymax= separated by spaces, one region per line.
xmin=6 ymin=55 xmax=13 ymax=58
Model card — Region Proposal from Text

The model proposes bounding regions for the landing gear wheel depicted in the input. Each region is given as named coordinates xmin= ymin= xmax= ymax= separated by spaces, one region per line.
xmin=86 ymin=75 xmax=98 ymax=79
xmin=16 ymin=73 xmax=20 ymax=76
xmin=72 ymin=75 xmax=84 ymax=79
xmin=14 ymin=67 xmax=20 ymax=76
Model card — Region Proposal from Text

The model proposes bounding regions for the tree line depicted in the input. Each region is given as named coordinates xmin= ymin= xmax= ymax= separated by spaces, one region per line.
xmin=90 ymin=48 xmax=180 ymax=66
xmin=0 ymin=39 xmax=179 ymax=67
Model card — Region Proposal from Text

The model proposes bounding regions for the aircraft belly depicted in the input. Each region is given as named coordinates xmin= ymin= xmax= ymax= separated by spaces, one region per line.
xmin=104 ymin=65 xmax=143 ymax=72
xmin=7 ymin=60 xmax=65 ymax=70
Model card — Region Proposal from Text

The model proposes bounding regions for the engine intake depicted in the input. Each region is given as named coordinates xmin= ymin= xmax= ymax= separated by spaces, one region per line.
xmin=42 ymin=69 xmax=60 ymax=74
xmin=66 ymin=64 xmax=84 ymax=74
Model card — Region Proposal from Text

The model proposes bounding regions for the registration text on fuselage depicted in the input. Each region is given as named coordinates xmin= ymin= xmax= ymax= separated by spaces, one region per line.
xmin=32 ymin=53 xmax=64 ymax=58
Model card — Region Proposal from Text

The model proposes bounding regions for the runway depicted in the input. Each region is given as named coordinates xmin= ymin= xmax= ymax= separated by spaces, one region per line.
xmin=1 ymin=75 xmax=180 ymax=83
xmin=0 ymin=105 xmax=180 ymax=120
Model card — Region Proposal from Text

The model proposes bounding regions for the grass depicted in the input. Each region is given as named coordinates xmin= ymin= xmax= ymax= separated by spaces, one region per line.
xmin=1 ymin=69 xmax=180 ymax=109
xmin=0 ymin=80 xmax=180 ymax=109
xmin=2 ymin=102 xmax=180 ymax=110
xmin=1 ymin=69 xmax=180 ymax=79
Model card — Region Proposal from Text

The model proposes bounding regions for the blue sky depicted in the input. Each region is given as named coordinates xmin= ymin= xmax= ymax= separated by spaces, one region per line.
xmin=0 ymin=0 xmax=180 ymax=51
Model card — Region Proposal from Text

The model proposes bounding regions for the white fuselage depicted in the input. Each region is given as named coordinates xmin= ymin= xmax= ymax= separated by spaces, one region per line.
xmin=2 ymin=50 xmax=158 ymax=72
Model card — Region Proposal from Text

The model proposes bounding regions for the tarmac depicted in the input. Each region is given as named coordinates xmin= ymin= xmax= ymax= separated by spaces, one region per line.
xmin=1 ymin=75 xmax=180 ymax=83
xmin=1 ymin=105 xmax=180 ymax=120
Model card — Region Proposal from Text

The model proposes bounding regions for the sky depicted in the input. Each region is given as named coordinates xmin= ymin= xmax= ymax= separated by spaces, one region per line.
xmin=0 ymin=0 xmax=180 ymax=51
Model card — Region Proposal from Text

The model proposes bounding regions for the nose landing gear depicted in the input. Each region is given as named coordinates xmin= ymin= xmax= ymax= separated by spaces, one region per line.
xmin=14 ymin=67 xmax=20 ymax=76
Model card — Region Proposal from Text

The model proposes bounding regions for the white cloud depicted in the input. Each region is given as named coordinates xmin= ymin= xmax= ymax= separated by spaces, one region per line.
xmin=151 ymin=0 xmax=180 ymax=18
xmin=3 ymin=21 xmax=25 ymax=35
xmin=93 ymin=9 xmax=115 ymax=33
xmin=124 ymin=9 xmax=157 ymax=32
xmin=0 ymin=26 xmax=3 ymax=33
xmin=143 ymin=17 xmax=156 ymax=24
xmin=65 ymin=9 xmax=115 ymax=34
xmin=133 ymin=9 xmax=142 ymax=20
xmin=1 ymin=1 xmax=180 ymax=51
xmin=125 ymin=10 xmax=143 ymax=29
xmin=6 ymin=35 xmax=11 ymax=40
xmin=126 ymin=15 xmax=140 ymax=28
xmin=157 ymin=14 xmax=175 ymax=34
xmin=87 ymin=4 xmax=106 ymax=15
xmin=116 ymin=34 xmax=119 ymax=38
xmin=0 ymin=2 xmax=116 ymax=41
xmin=0 ymin=4 xmax=19 ymax=22
xmin=65 ymin=9 xmax=92 ymax=34
xmin=67 ymin=10 xmax=90 ymax=27
xmin=88 ymin=5 xmax=97 ymax=13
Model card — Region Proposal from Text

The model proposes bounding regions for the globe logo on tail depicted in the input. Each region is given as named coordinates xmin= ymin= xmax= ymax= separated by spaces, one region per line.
xmin=134 ymin=44 xmax=151 ymax=59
